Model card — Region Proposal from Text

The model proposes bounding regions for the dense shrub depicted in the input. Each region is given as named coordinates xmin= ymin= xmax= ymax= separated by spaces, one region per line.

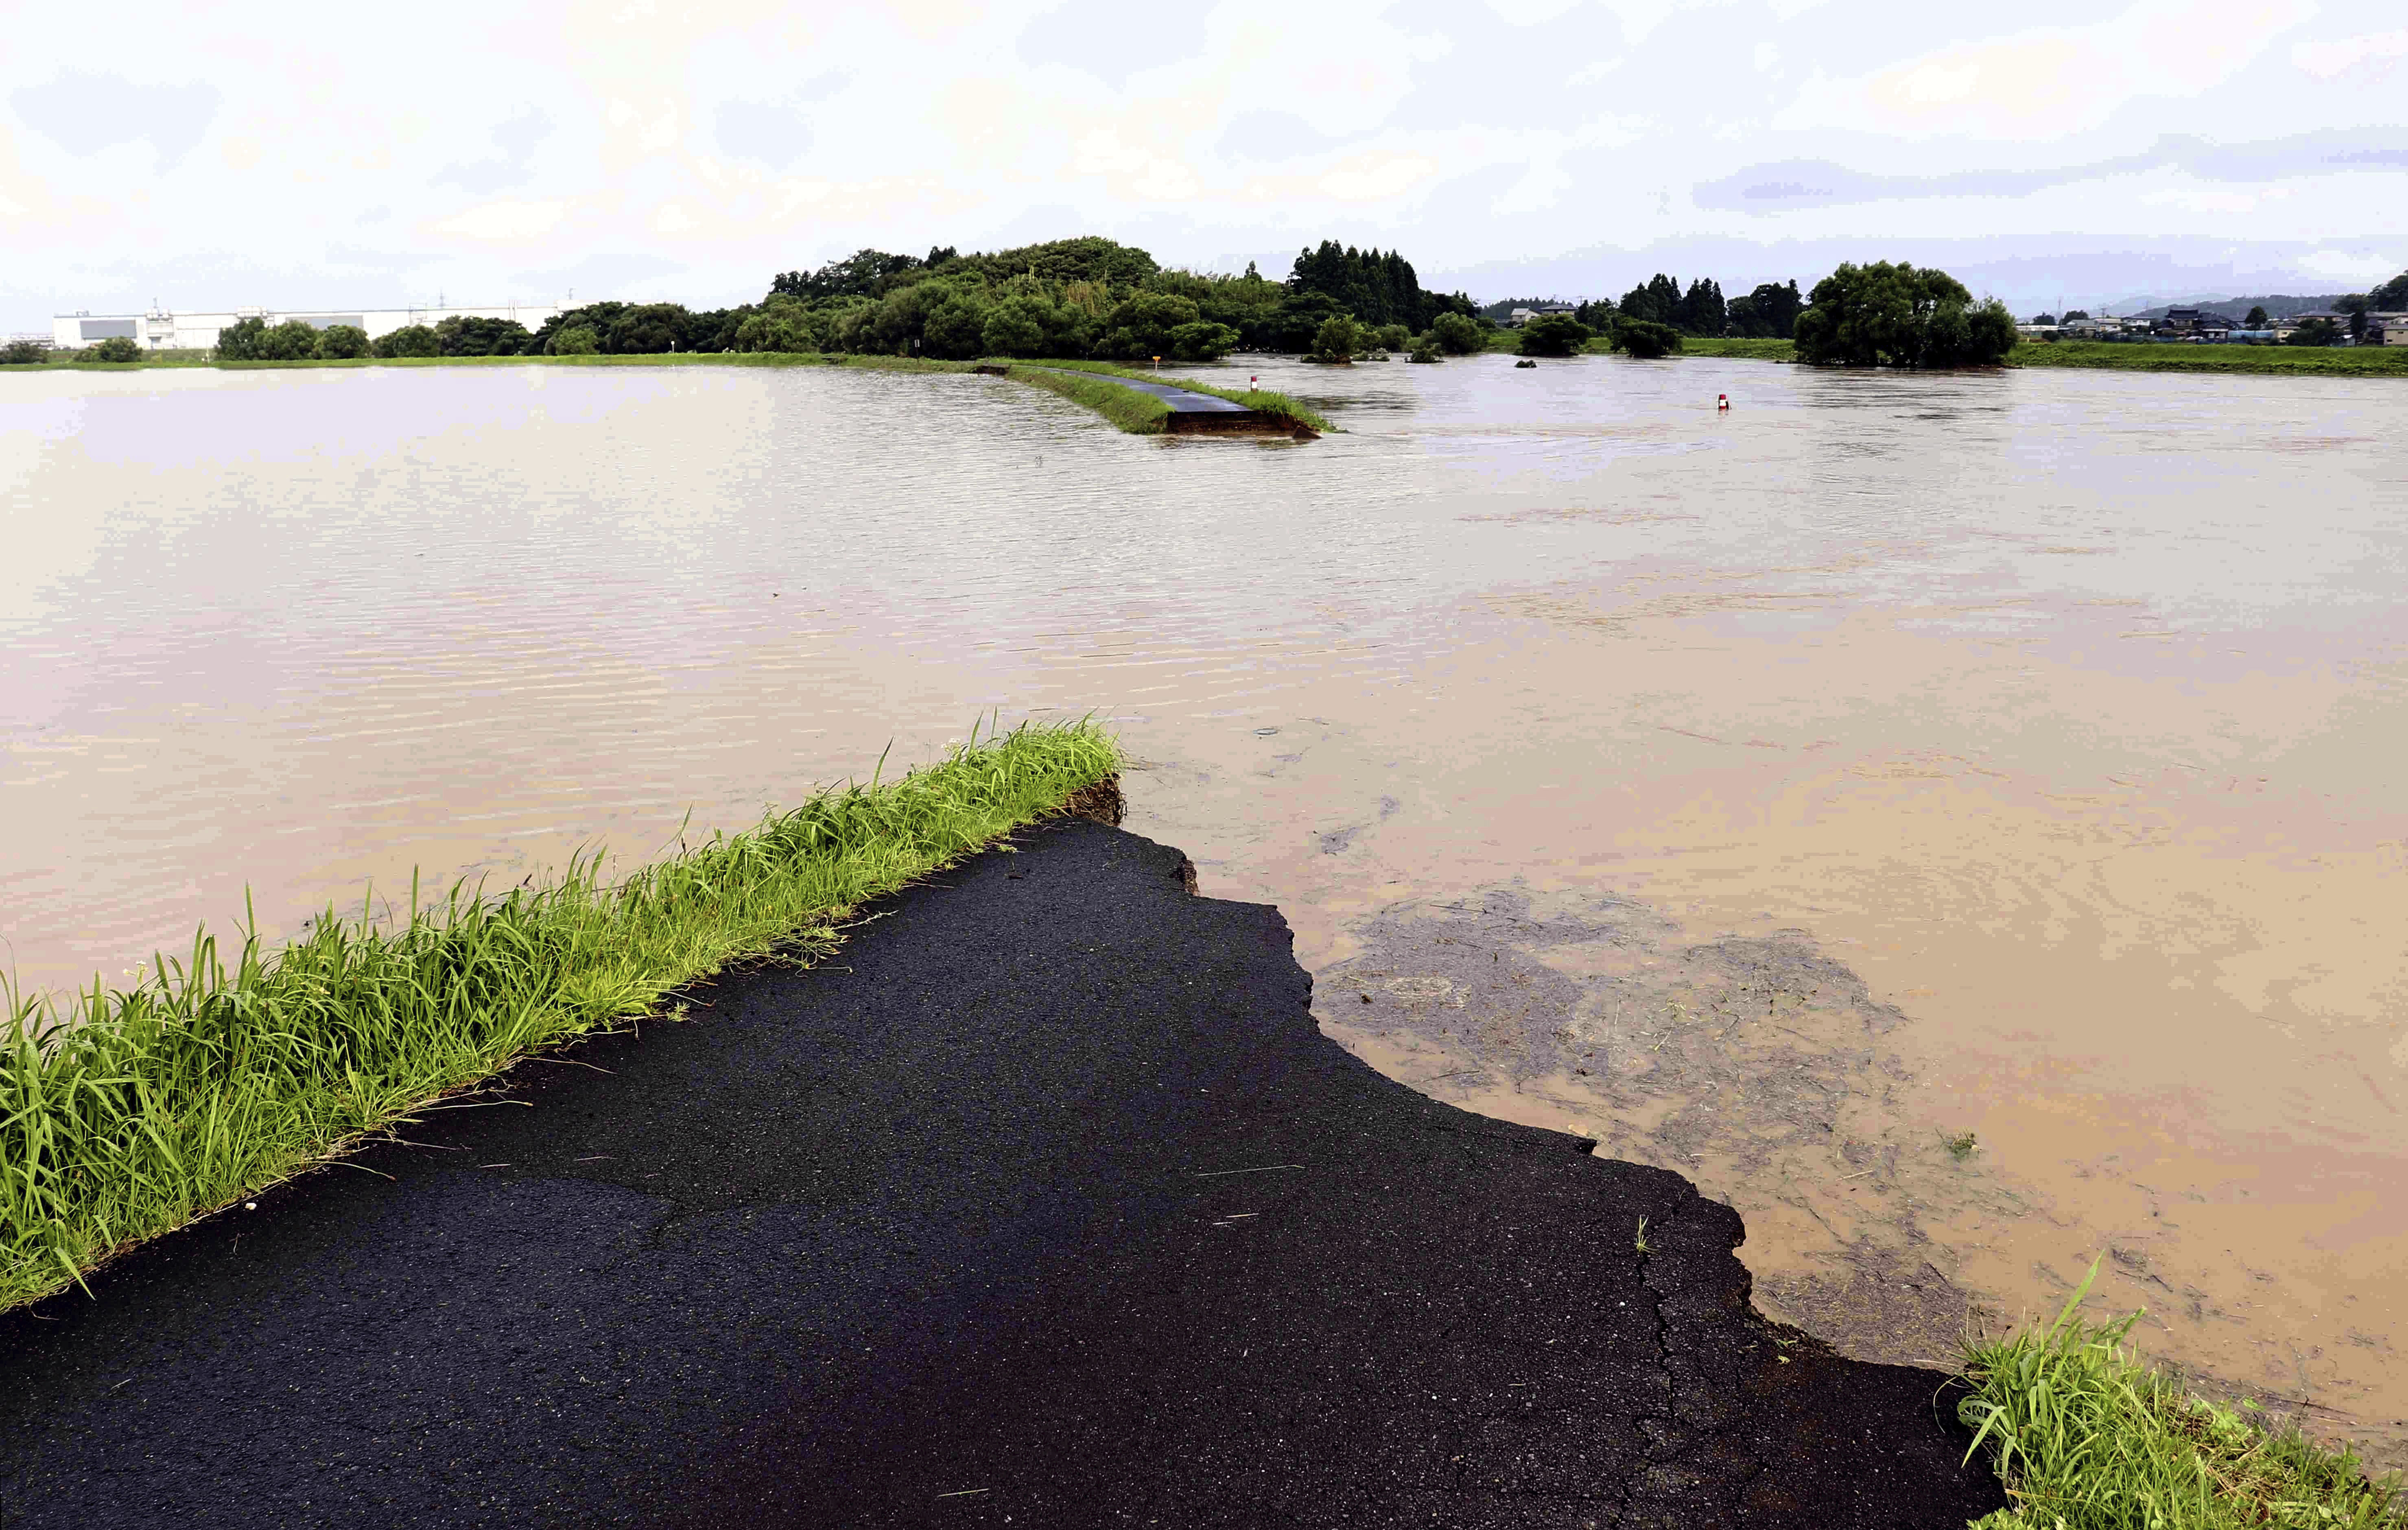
xmin=550 ymin=325 xmax=601 ymax=356
xmin=980 ymin=300 xmax=1047 ymax=357
xmin=86 ymin=336 xmax=142 ymax=363
xmin=1311 ymin=314 xmax=1361 ymax=362
xmin=315 ymin=324 xmax=369 ymax=360
xmin=1614 ymin=319 xmax=1683 ymax=358
xmin=1431 ymin=311 xmax=1486 ymax=354
xmin=1517 ymin=313 xmax=1590 ymax=357
xmin=372 ymin=325 xmax=441 ymax=358
xmin=2 ymin=338 xmax=48 ymax=364
xmin=1169 ymin=321 xmax=1239 ymax=361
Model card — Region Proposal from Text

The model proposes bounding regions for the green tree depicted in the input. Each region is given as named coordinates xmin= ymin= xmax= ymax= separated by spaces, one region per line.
xmin=979 ymin=299 xmax=1046 ymax=357
xmin=1430 ymin=311 xmax=1486 ymax=355
xmin=435 ymin=315 xmax=532 ymax=356
xmin=1168 ymin=321 xmax=1239 ymax=362
xmin=1620 ymin=273 xmax=1682 ymax=326
xmin=2062 ymin=309 xmax=2092 ymax=323
xmin=1725 ymin=281 xmax=1803 ymax=338
xmin=373 ymin=325 xmax=441 ymax=358
xmin=1312 ymin=314 xmax=1361 ymax=362
xmin=1096 ymin=291 xmax=1200 ymax=359
xmin=2 ymin=338 xmax=47 ymax=364
xmin=1374 ymin=322 xmax=1410 ymax=352
xmin=2244 ymin=306 xmax=2269 ymax=328
xmin=86 ymin=336 xmax=142 ymax=362
xmin=315 ymin=324 xmax=369 ymax=360
xmin=214 ymin=316 xmax=267 ymax=360
xmin=2285 ymin=317 xmax=2341 ymax=347
xmin=255 ymin=320 xmax=321 ymax=361
xmin=921 ymin=294 xmax=993 ymax=358
xmin=2030 ymin=312 xmax=2057 ymax=326
xmin=1793 ymin=262 xmax=2015 ymax=367
xmin=1408 ymin=336 xmax=1441 ymax=363
xmin=550 ymin=325 xmax=601 ymax=356
xmin=1613 ymin=319 xmax=1683 ymax=358
xmin=1675 ymin=278 xmax=1726 ymax=336
xmin=2369 ymin=271 xmax=2408 ymax=309
xmin=1517 ymin=313 xmax=1590 ymax=357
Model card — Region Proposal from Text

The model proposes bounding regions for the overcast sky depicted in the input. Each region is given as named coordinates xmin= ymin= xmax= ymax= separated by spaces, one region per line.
xmin=5 ymin=0 xmax=2405 ymax=328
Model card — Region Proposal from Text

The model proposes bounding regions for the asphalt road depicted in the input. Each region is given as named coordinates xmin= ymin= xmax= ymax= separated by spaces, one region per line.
xmin=0 ymin=818 xmax=2004 ymax=1528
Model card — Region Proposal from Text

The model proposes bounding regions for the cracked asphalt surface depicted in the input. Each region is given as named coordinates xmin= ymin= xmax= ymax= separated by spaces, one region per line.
xmin=0 ymin=818 xmax=2004 ymax=1527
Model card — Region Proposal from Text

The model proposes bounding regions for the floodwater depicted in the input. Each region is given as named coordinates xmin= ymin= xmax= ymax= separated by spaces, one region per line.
xmin=5 ymin=356 xmax=2405 ymax=1457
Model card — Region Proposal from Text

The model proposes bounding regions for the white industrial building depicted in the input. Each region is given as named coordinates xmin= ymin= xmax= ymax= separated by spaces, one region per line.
xmin=50 ymin=302 xmax=579 ymax=352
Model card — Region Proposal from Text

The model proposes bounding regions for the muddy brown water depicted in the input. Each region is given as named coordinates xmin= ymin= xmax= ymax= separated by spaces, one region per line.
xmin=5 ymin=356 xmax=2405 ymax=1460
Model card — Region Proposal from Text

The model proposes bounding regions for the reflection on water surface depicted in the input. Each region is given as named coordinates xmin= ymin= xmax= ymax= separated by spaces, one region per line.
xmin=4 ymin=356 xmax=2405 ymax=1456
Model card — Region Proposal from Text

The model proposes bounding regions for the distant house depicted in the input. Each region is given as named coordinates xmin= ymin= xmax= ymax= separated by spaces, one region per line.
xmin=1507 ymin=306 xmax=1576 ymax=328
xmin=2367 ymin=312 xmax=2408 ymax=346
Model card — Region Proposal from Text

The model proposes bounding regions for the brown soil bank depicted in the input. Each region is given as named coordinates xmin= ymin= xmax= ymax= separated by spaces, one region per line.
xmin=0 ymin=820 xmax=2002 ymax=1528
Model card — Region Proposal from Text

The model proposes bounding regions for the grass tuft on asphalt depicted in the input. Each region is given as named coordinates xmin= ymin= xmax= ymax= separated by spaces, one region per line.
xmin=0 ymin=721 xmax=1119 ymax=1313
xmin=1003 ymin=358 xmax=1335 ymax=433
xmin=1958 ymin=1261 xmax=2405 ymax=1528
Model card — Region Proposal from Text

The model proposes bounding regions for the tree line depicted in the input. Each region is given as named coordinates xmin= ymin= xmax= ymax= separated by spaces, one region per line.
xmin=747 ymin=236 xmax=1478 ymax=362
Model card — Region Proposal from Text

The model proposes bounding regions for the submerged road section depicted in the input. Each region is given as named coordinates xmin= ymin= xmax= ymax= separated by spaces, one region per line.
xmin=0 ymin=819 xmax=2004 ymax=1528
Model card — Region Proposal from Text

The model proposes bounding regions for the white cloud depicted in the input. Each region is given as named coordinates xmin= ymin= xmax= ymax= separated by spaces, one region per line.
xmin=1777 ymin=0 xmax=2323 ymax=141
xmin=0 ymin=0 xmax=2401 ymax=325
xmin=2292 ymin=27 xmax=2408 ymax=77
xmin=431 ymin=199 xmax=570 ymax=242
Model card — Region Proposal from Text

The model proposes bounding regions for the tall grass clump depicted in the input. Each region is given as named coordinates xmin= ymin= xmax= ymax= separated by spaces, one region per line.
xmin=1006 ymin=366 xmax=1176 ymax=433
xmin=0 ymin=721 xmax=1119 ymax=1313
xmin=1958 ymin=1262 xmax=2404 ymax=1528
xmin=1014 ymin=359 xmax=1336 ymax=433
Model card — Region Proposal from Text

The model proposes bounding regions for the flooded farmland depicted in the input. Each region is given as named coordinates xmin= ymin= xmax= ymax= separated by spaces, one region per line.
xmin=4 ymin=354 xmax=2404 ymax=1458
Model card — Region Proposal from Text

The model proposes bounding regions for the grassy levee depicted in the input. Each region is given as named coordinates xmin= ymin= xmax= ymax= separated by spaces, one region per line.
xmin=0 ymin=722 xmax=1119 ymax=1314
xmin=2010 ymin=341 xmax=2408 ymax=377
xmin=1003 ymin=365 xmax=1174 ymax=433
xmin=1006 ymin=358 xmax=1336 ymax=434
xmin=1957 ymin=1264 xmax=2404 ymax=1528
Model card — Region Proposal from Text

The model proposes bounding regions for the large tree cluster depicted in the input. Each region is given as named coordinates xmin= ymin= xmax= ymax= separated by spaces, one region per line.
xmin=1792 ymin=262 xmax=2017 ymax=368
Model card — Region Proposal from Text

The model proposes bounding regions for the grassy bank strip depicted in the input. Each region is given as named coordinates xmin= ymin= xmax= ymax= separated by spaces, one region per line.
xmin=0 ymin=722 xmax=1119 ymax=1313
xmin=1958 ymin=1264 xmax=2403 ymax=1528
xmin=1007 ymin=358 xmax=1337 ymax=434
xmin=2010 ymin=341 xmax=2408 ymax=376
xmin=1003 ymin=366 xmax=1174 ymax=433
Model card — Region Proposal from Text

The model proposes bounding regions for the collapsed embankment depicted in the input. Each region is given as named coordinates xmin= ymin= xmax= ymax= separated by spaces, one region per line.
xmin=0 ymin=813 xmax=2006 ymax=1528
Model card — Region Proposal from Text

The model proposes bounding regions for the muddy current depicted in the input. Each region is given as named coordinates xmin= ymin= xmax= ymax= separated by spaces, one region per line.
xmin=5 ymin=355 xmax=2405 ymax=1461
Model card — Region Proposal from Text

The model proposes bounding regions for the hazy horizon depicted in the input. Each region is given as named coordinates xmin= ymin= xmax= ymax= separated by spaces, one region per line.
xmin=6 ymin=0 xmax=2405 ymax=331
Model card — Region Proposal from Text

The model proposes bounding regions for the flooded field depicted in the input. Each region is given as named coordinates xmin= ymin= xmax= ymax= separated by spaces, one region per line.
xmin=4 ymin=355 xmax=2404 ymax=1456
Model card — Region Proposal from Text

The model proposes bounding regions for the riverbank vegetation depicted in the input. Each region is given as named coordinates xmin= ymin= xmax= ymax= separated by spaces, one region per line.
xmin=2010 ymin=340 xmax=2408 ymax=376
xmin=1005 ymin=359 xmax=1333 ymax=434
xmin=1793 ymin=262 xmax=2019 ymax=367
xmin=1958 ymin=1264 xmax=2403 ymax=1528
xmin=0 ymin=723 xmax=1120 ymax=1314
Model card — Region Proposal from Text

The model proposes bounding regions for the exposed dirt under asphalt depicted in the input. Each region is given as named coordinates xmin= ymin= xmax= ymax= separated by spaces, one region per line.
xmin=0 ymin=819 xmax=2004 ymax=1528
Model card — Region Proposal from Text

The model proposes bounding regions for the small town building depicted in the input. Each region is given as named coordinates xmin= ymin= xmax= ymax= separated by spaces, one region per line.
xmin=49 ymin=302 xmax=579 ymax=353
xmin=2366 ymin=312 xmax=2408 ymax=346
xmin=1506 ymin=306 xmax=1577 ymax=328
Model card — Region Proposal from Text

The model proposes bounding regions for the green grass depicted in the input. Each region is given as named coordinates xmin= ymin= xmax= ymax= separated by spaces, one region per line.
xmin=1005 ymin=358 xmax=1335 ymax=434
xmin=1676 ymin=337 xmax=1797 ymax=361
xmin=2008 ymin=341 xmax=2408 ymax=376
xmin=0 ymin=721 xmax=1119 ymax=1314
xmin=1958 ymin=1262 xmax=2403 ymax=1528
xmin=1002 ymin=365 xmax=1175 ymax=433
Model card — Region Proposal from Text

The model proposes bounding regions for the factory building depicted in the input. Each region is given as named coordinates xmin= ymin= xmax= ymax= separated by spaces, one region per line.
xmin=50 ymin=303 xmax=579 ymax=352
